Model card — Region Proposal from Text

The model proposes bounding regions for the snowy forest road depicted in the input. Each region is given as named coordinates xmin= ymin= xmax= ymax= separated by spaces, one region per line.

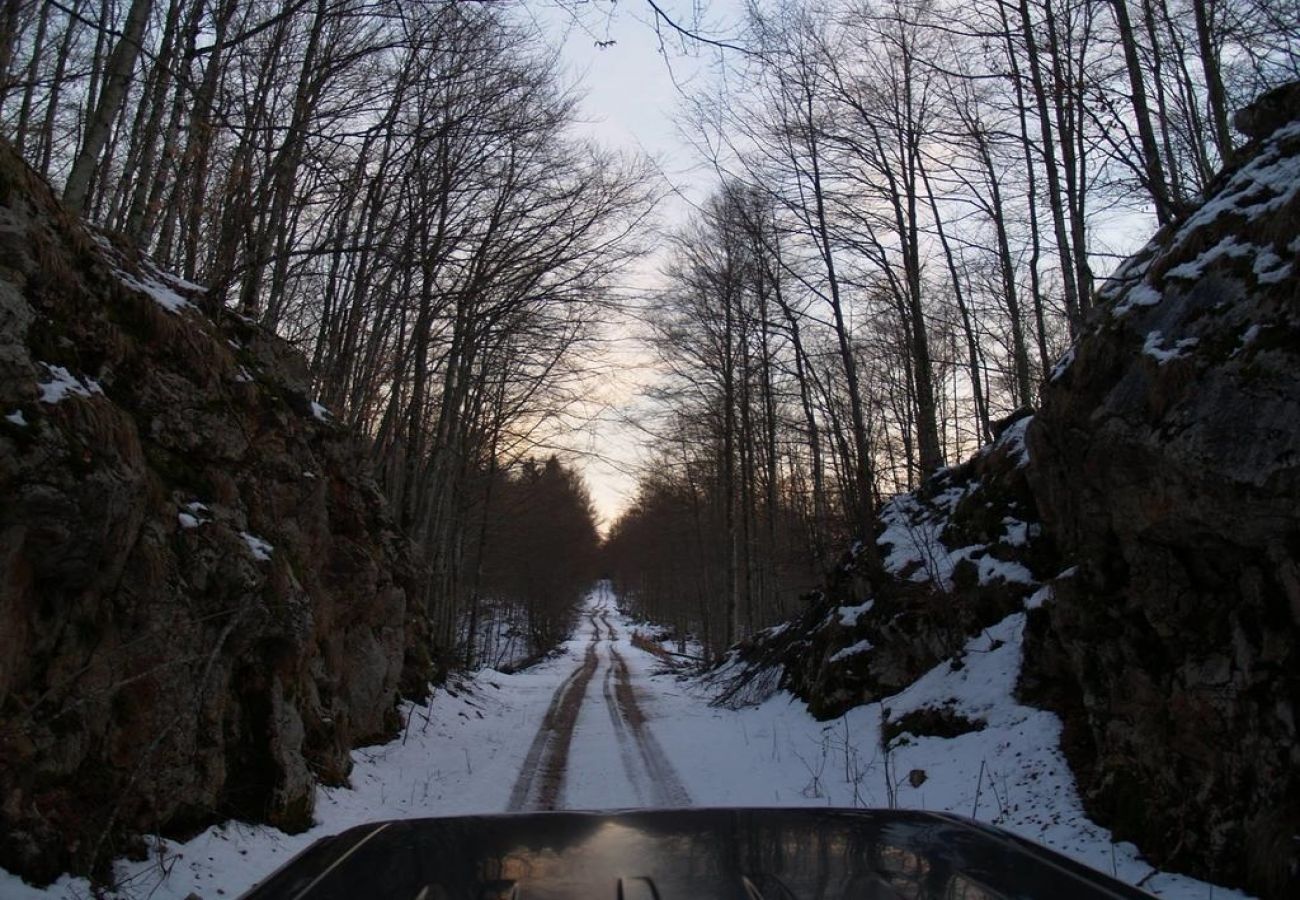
xmin=506 ymin=590 xmax=690 ymax=811
xmin=2 ymin=589 xmax=1247 ymax=899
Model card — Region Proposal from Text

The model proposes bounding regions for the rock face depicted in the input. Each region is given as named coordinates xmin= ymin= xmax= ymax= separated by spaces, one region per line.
xmin=1023 ymin=88 xmax=1300 ymax=898
xmin=0 ymin=144 xmax=432 ymax=883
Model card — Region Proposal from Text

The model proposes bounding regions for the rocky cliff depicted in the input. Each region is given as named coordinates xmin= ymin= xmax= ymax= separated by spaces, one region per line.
xmin=713 ymin=85 xmax=1299 ymax=899
xmin=1022 ymin=84 xmax=1300 ymax=897
xmin=0 ymin=143 xmax=433 ymax=884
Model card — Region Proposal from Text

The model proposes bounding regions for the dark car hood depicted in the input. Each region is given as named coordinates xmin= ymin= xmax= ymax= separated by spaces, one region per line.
xmin=240 ymin=807 xmax=1154 ymax=900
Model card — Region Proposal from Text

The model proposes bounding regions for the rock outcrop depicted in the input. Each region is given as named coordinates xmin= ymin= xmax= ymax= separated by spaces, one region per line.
xmin=1022 ymin=84 xmax=1300 ymax=897
xmin=0 ymin=143 xmax=432 ymax=883
xmin=711 ymin=411 xmax=1059 ymax=719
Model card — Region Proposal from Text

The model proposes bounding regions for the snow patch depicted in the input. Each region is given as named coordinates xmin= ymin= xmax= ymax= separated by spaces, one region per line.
xmin=761 ymin=621 xmax=790 ymax=639
xmin=829 ymin=638 xmax=874 ymax=663
xmin=837 ymin=601 xmax=874 ymax=627
xmin=1175 ymin=123 xmax=1300 ymax=240
xmin=310 ymin=401 xmax=332 ymax=422
xmin=4 ymin=409 xmax=26 ymax=426
xmin=878 ymin=493 xmax=956 ymax=584
xmin=179 ymin=502 xmax=211 ymax=529
xmin=994 ymin=415 xmax=1032 ymax=468
xmin=1253 ymin=246 xmax=1292 ymax=284
xmin=1024 ymin=584 xmax=1053 ymax=610
xmin=1142 ymin=330 xmax=1198 ymax=364
xmin=1096 ymin=250 xmax=1155 ymax=305
xmin=1001 ymin=518 xmax=1029 ymax=547
xmin=37 ymin=363 xmax=103 ymax=404
xmin=977 ymin=555 xmax=1035 ymax=586
xmin=1113 ymin=281 xmax=1162 ymax=315
xmin=1049 ymin=346 xmax=1075 ymax=382
xmin=241 ymin=531 xmax=274 ymax=561
xmin=1233 ymin=324 xmax=1263 ymax=357
xmin=116 ymin=269 xmax=193 ymax=314
xmin=1164 ymin=236 xmax=1254 ymax=281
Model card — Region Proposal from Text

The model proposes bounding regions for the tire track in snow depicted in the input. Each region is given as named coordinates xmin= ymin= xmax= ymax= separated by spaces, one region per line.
xmin=505 ymin=621 xmax=600 ymax=811
xmin=508 ymin=600 xmax=688 ymax=811
xmin=602 ymin=654 xmax=647 ymax=804
xmin=609 ymin=646 xmax=691 ymax=807
xmin=599 ymin=610 xmax=618 ymax=641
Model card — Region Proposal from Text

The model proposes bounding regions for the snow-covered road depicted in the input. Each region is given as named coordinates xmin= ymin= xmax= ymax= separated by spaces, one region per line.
xmin=506 ymin=594 xmax=689 ymax=811
xmin=1 ymin=585 xmax=1253 ymax=899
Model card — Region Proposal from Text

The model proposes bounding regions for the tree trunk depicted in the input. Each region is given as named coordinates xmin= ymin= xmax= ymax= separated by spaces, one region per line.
xmin=1015 ymin=0 xmax=1083 ymax=334
xmin=1192 ymin=0 xmax=1233 ymax=166
xmin=64 ymin=0 xmax=154 ymax=214
xmin=1110 ymin=0 xmax=1178 ymax=224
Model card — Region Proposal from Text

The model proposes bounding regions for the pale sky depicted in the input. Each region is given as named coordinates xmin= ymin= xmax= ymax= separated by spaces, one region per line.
xmin=523 ymin=1 xmax=747 ymax=529
xmin=525 ymin=1 xmax=1153 ymax=532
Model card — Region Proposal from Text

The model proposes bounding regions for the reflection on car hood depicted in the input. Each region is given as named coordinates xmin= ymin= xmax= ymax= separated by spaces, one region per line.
xmin=240 ymin=807 xmax=1155 ymax=900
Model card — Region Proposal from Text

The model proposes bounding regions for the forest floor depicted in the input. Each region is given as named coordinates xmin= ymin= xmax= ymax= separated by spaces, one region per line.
xmin=1 ymin=584 xmax=1251 ymax=899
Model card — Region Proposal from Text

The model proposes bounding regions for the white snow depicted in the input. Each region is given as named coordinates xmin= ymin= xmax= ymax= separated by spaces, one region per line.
xmin=241 ymin=531 xmax=274 ymax=561
xmin=0 ymin=589 xmax=1251 ymax=900
xmin=1001 ymin=518 xmax=1029 ymax=547
xmin=1049 ymin=346 xmax=1076 ymax=381
xmin=1100 ymin=120 xmax=1299 ymax=331
xmin=1252 ymin=246 xmax=1292 ymax=284
xmin=1142 ymin=330 xmax=1198 ymax=364
xmin=837 ymin=601 xmax=874 ymax=627
xmin=1096 ymin=249 xmax=1155 ymax=305
xmin=1235 ymin=324 xmax=1263 ymax=355
xmin=116 ymin=269 xmax=193 ymax=314
xmin=1173 ymin=121 xmax=1300 ymax=241
xmin=876 ymin=481 xmax=974 ymax=588
xmin=995 ymin=415 xmax=1032 ymax=468
xmin=878 ymin=488 xmax=1035 ymax=592
xmin=37 ymin=364 xmax=103 ymax=404
xmin=1164 ymin=236 xmax=1254 ymax=281
xmin=162 ymin=272 xmax=206 ymax=294
xmin=829 ymin=638 xmax=874 ymax=663
xmin=4 ymin=409 xmax=26 ymax=426
xmin=178 ymin=503 xmax=210 ymax=530
xmin=93 ymin=233 xmax=205 ymax=316
xmin=310 ymin=401 xmax=332 ymax=422
xmin=976 ymin=554 xmax=1036 ymax=586
xmin=1024 ymin=584 xmax=1054 ymax=610
xmin=1112 ymin=281 xmax=1163 ymax=315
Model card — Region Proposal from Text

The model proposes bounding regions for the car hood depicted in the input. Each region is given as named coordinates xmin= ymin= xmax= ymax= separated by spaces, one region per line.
xmin=241 ymin=807 xmax=1154 ymax=899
